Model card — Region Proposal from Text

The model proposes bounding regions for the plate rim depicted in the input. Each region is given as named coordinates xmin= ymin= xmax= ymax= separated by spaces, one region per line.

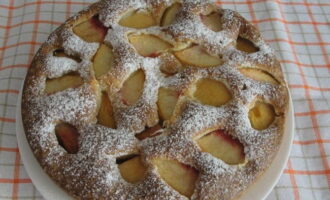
xmin=16 ymin=84 xmax=73 ymax=200
xmin=16 ymin=85 xmax=294 ymax=200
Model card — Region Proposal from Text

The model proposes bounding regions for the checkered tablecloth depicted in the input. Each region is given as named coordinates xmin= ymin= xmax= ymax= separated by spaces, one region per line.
xmin=0 ymin=0 xmax=329 ymax=199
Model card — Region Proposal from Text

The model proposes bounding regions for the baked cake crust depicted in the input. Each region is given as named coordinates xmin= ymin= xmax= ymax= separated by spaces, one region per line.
xmin=22 ymin=0 xmax=289 ymax=199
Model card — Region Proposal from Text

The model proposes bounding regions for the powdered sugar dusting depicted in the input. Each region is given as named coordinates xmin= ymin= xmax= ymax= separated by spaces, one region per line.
xmin=44 ymin=55 xmax=79 ymax=78
xmin=22 ymin=0 xmax=289 ymax=199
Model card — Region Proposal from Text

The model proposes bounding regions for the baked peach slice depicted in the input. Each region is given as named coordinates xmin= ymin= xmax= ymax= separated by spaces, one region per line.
xmin=153 ymin=158 xmax=199 ymax=198
xmin=200 ymin=12 xmax=222 ymax=32
xmin=119 ymin=9 xmax=156 ymax=29
xmin=120 ymin=69 xmax=145 ymax=105
xmin=135 ymin=124 xmax=163 ymax=140
xmin=117 ymin=155 xmax=147 ymax=183
xmin=157 ymin=88 xmax=179 ymax=121
xmin=239 ymin=68 xmax=279 ymax=85
xmin=248 ymin=101 xmax=275 ymax=130
xmin=73 ymin=15 xmax=108 ymax=43
xmin=97 ymin=92 xmax=116 ymax=129
xmin=45 ymin=73 xmax=83 ymax=94
xmin=174 ymin=45 xmax=223 ymax=67
xmin=93 ymin=44 xmax=115 ymax=78
xmin=160 ymin=3 xmax=182 ymax=26
xmin=55 ymin=123 xmax=80 ymax=154
xmin=159 ymin=53 xmax=183 ymax=76
xmin=197 ymin=130 xmax=245 ymax=165
xmin=192 ymin=78 xmax=232 ymax=107
xmin=236 ymin=36 xmax=259 ymax=53
xmin=128 ymin=34 xmax=173 ymax=57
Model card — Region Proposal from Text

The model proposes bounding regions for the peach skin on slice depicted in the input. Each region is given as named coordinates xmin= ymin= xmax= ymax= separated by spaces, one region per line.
xmin=153 ymin=158 xmax=199 ymax=198
xmin=135 ymin=124 xmax=163 ymax=140
xmin=197 ymin=130 xmax=245 ymax=165
xmin=120 ymin=69 xmax=145 ymax=105
xmin=239 ymin=68 xmax=279 ymax=85
xmin=55 ymin=123 xmax=80 ymax=154
xmin=193 ymin=78 xmax=232 ymax=107
xmin=128 ymin=34 xmax=173 ymax=57
xmin=248 ymin=101 xmax=275 ymax=130
xmin=118 ymin=156 xmax=147 ymax=183
xmin=93 ymin=44 xmax=114 ymax=78
xmin=119 ymin=9 xmax=156 ymax=29
xmin=45 ymin=73 xmax=83 ymax=94
xmin=97 ymin=92 xmax=116 ymax=129
xmin=174 ymin=45 xmax=223 ymax=67
xmin=73 ymin=15 xmax=108 ymax=43
xmin=160 ymin=3 xmax=182 ymax=26
xmin=157 ymin=87 xmax=179 ymax=121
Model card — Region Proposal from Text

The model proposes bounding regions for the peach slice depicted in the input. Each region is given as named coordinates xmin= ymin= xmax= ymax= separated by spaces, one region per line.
xmin=248 ymin=101 xmax=275 ymax=130
xmin=200 ymin=12 xmax=222 ymax=32
xmin=159 ymin=54 xmax=183 ymax=76
xmin=55 ymin=123 xmax=80 ymax=154
xmin=193 ymin=78 xmax=232 ymax=107
xmin=120 ymin=69 xmax=145 ymax=105
xmin=197 ymin=130 xmax=245 ymax=165
xmin=93 ymin=44 xmax=114 ymax=78
xmin=239 ymin=68 xmax=279 ymax=85
xmin=73 ymin=15 xmax=108 ymax=43
xmin=135 ymin=124 xmax=162 ymax=140
xmin=119 ymin=9 xmax=156 ymax=29
xmin=118 ymin=156 xmax=147 ymax=183
xmin=97 ymin=92 xmax=116 ymax=129
xmin=160 ymin=3 xmax=182 ymax=26
xmin=159 ymin=63 xmax=180 ymax=76
xmin=236 ymin=36 xmax=259 ymax=53
xmin=157 ymin=87 xmax=179 ymax=121
xmin=153 ymin=158 xmax=199 ymax=198
xmin=174 ymin=45 xmax=223 ymax=67
xmin=128 ymin=34 xmax=173 ymax=57
xmin=53 ymin=49 xmax=81 ymax=62
xmin=45 ymin=73 xmax=83 ymax=94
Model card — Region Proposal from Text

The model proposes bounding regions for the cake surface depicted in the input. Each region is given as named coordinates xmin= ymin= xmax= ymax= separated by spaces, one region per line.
xmin=21 ymin=0 xmax=289 ymax=199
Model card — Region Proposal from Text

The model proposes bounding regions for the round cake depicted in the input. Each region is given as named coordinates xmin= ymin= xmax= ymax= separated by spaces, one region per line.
xmin=21 ymin=0 xmax=289 ymax=199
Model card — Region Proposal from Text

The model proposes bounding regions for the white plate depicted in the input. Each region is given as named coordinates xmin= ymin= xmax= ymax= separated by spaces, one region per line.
xmin=16 ymin=87 xmax=294 ymax=200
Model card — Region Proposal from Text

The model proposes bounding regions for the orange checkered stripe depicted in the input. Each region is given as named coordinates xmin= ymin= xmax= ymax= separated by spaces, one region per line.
xmin=0 ymin=0 xmax=329 ymax=199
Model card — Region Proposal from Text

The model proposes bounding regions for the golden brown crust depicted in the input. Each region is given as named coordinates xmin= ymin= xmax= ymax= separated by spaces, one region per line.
xmin=22 ymin=0 xmax=289 ymax=199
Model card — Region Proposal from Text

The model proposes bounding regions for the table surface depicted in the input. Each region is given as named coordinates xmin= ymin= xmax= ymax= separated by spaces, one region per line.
xmin=0 ymin=0 xmax=329 ymax=199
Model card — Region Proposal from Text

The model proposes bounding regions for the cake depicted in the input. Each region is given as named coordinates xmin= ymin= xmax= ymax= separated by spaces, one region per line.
xmin=21 ymin=0 xmax=289 ymax=199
